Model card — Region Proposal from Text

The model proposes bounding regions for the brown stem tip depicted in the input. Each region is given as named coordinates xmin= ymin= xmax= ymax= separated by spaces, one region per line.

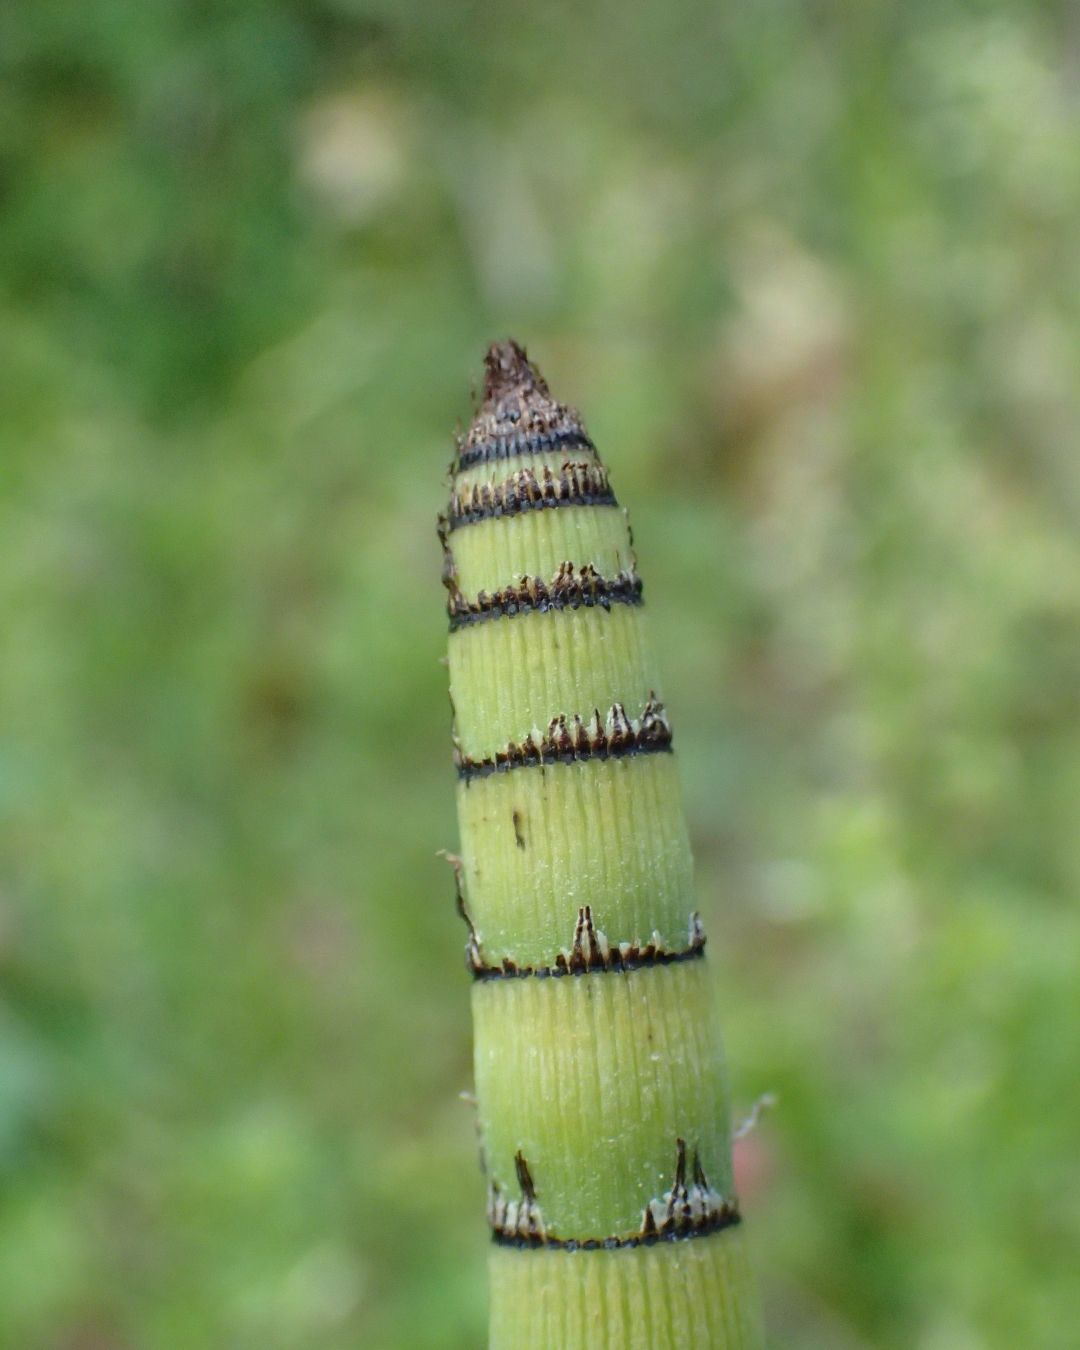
xmin=483 ymin=340 xmax=549 ymax=403
xmin=457 ymin=340 xmax=594 ymax=471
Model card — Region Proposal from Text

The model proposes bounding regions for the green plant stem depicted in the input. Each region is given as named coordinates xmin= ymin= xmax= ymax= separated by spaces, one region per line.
xmin=442 ymin=342 xmax=763 ymax=1348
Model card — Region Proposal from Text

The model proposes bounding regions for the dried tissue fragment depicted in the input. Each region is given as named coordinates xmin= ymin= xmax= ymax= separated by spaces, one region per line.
xmin=639 ymin=1138 xmax=740 ymax=1240
xmin=488 ymin=1151 xmax=547 ymax=1245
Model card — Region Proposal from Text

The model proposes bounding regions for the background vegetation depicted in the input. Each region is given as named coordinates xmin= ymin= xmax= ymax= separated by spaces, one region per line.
xmin=2 ymin=2 xmax=1079 ymax=1346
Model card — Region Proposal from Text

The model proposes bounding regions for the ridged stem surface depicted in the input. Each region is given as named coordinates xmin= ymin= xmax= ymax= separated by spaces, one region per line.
xmin=443 ymin=342 xmax=762 ymax=1348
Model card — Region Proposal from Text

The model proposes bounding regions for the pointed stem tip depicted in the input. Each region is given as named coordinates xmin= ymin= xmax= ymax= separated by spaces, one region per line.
xmin=483 ymin=339 xmax=549 ymax=404
xmin=457 ymin=337 xmax=591 ymax=467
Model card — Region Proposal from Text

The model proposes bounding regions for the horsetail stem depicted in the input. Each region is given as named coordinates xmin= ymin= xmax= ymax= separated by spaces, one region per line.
xmin=442 ymin=342 xmax=763 ymax=1349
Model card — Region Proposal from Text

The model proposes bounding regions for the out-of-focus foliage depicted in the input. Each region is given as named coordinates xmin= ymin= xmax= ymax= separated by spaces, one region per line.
xmin=1 ymin=2 xmax=1079 ymax=1346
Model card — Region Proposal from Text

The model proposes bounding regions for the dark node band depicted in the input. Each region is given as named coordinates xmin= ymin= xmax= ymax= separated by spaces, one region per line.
xmin=473 ymin=944 xmax=705 ymax=981
xmin=455 ymin=697 xmax=672 ymax=782
xmin=490 ymin=1208 xmax=742 ymax=1252
xmin=488 ymin=1138 xmax=741 ymax=1252
xmin=447 ymin=565 xmax=643 ymax=632
xmin=456 ymin=427 xmax=596 ymax=472
xmin=468 ymin=907 xmax=707 ymax=981
xmin=445 ymin=462 xmax=616 ymax=531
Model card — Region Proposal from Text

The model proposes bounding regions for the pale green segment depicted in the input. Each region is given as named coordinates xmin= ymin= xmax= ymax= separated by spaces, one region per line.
xmin=454 ymin=447 xmax=601 ymax=495
xmin=449 ymin=605 xmax=661 ymax=758
xmin=448 ymin=503 xmax=633 ymax=599
xmin=457 ymin=755 xmax=694 ymax=967
xmin=451 ymin=438 xmax=758 ymax=1344
xmin=473 ymin=961 xmax=732 ymax=1238
xmin=489 ymin=1228 xmax=764 ymax=1350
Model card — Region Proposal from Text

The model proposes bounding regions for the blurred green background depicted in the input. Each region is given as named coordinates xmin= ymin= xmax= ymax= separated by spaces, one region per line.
xmin=2 ymin=2 xmax=1079 ymax=1347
